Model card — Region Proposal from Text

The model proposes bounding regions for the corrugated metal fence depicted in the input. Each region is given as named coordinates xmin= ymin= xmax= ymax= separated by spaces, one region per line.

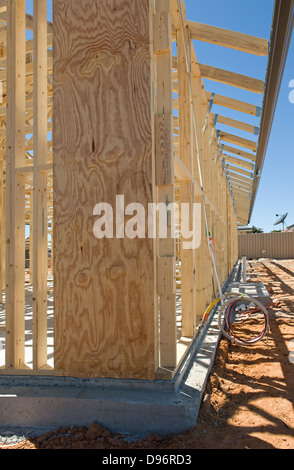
xmin=238 ymin=232 xmax=294 ymax=259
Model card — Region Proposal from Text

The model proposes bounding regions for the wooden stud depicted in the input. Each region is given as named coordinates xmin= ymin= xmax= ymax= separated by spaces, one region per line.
xmin=180 ymin=180 xmax=195 ymax=337
xmin=33 ymin=0 xmax=48 ymax=370
xmin=190 ymin=67 xmax=206 ymax=324
xmin=0 ymin=159 xmax=5 ymax=301
xmin=177 ymin=8 xmax=196 ymax=338
xmin=155 ymin=0 xmax=177 ymax=370
xmin=29 ymin=192 xmax=33 ymax=286
xmin=5 ymin=0 xmax=27 ymax=370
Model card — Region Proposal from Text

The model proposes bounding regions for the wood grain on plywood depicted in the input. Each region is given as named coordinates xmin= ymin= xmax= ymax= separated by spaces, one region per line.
xmin=53 ymin=0 xmax=157 ymax=380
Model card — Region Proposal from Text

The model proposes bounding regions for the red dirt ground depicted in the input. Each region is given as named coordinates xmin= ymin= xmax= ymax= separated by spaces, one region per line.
xmin=1 ymin=259 xmax=294 ymax=450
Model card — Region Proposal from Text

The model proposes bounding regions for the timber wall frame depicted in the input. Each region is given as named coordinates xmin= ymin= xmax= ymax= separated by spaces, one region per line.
xmin=0 ymin=0 xmax=53 ymax=375
xmin=0 ymin=0 xmax=283 ymax=380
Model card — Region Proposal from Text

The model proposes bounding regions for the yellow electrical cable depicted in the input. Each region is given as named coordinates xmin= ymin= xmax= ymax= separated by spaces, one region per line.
xmin=203 ymin=297 xmax=221 ymax=323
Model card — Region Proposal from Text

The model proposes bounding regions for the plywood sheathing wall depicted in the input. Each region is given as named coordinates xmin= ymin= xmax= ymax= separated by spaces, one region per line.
xmin=53 ymin=0 xmax=158 ymax=380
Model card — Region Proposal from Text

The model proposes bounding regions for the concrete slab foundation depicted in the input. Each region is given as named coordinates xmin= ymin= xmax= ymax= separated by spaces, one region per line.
xmin=0 ymin=263 xmax=271 ymax=437
xmin=0 ymin=305 xmax=223 ymax=437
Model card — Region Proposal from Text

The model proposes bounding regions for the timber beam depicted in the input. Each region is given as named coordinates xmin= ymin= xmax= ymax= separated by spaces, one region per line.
xmin=186 ymin=21 xmax=269 ymax=56
xmin=199 ymin=64 xmax=264 ymax=94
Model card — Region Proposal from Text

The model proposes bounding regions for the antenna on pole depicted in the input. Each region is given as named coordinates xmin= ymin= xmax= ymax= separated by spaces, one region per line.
xmin=274 ymin=213 xmax=288 ymax=231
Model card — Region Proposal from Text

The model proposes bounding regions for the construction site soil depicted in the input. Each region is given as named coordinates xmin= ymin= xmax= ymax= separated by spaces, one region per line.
xmin=1 ymin=259 xmax=293 ymax=450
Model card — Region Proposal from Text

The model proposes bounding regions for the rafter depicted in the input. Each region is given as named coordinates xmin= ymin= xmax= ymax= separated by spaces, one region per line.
xmin=227 ymin=172 xmax=253 ymax=186
xmin=228 ymin=176 xmax=252 ymax=189
xmin=207 ymin=92 xmax=262 ymax=117
xmin=224 ymin=155 xmax=253 ymax=171
xmin=187 ymin=21 xmax=269 ymax=56
xmin=222 ymin=145 xmax=256 ymax=162
xmin=212 ymin=114 xmax=259 ymax=135
xmin=219 ymin=131 xmax=257 ymax=152
xmin=199 ymin=64 xmax=264 ymax=94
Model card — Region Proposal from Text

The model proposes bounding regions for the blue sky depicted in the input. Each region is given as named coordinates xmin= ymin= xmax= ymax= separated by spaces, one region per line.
xmin=27 ymin=0 xmax=293 ymax=233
